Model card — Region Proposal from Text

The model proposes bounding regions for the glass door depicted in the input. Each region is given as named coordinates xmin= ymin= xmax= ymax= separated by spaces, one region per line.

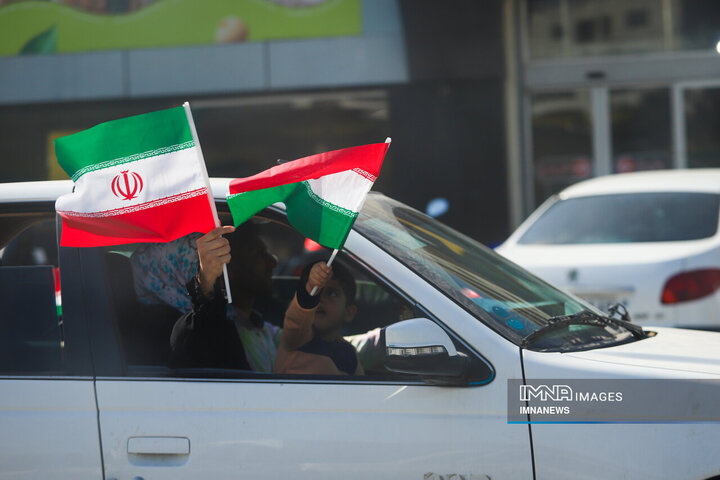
xmin=530 ymin=89 xmax=594 ymax=206
xmin=679 ymin=83 xmax=720 ymax=169
xmin=609 ymin=87 xmax=672 ymax=173
xmin=527 ymin=85 xmax=676 ymax=209
xmin=518 ymin=0 xmax=720 ymax=215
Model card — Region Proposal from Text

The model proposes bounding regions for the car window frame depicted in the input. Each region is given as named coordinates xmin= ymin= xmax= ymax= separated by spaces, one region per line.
xmin=83 ymin=201 xmax=494 ymax=386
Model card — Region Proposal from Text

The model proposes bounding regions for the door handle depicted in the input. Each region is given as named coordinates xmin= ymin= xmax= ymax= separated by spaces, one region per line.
xmin=127 ymin=436 xmax=190 ymax=455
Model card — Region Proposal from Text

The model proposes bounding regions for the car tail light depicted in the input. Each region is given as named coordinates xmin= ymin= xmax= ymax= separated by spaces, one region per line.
xmin=661 ymin=269 xmax=720 ymax=304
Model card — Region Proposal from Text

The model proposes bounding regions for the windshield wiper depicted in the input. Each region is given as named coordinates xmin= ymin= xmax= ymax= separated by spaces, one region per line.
xmin=608 ymin=302 xmax=631 ymax=323
xmin=521 ymin=310 xmax=645 ymax=349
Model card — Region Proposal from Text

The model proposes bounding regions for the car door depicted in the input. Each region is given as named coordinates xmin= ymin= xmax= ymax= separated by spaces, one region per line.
xmin=90 ymin=207 xmax=532 ymax=479
xmin=0 ymin=207 xmax=102 ymax=479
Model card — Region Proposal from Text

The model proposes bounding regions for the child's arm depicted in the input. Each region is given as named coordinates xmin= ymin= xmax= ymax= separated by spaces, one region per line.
xmin=280 ymin=262 xmax=332 ymax=351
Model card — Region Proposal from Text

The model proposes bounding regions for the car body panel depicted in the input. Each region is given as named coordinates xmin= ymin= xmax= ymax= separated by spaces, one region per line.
xmin=531 ymin=420 xmax=720 ymax=480
xmin=0 ymin=378 xmax=102 ymax=479
xmin=522 ymin=343 xmax=720 ymax=480
xmin=564 ymin=327 xmax=720 ymax=375
xmin=96 ymin=379 xmax=528 ymax=479
xmin=558 ymin=169 xmax=720 ymax=197
xmin=0 ymin=180 xmax=74 ymax=203
xmin=0 ymin=178 xmax=231 ymax=204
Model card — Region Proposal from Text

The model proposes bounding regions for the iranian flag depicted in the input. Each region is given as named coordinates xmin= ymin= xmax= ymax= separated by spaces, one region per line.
xmin=227 ymin=141 xmax=389 ymax=249
xmin=55 ymin=104 xmax=217 ymax=247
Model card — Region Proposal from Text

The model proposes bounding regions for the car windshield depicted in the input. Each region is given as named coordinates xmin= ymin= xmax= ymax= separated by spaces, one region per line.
xmin=354 ymin=194 xmax=638 ymax=350
xmin=518 ymin=192 xmax=720 ymax=245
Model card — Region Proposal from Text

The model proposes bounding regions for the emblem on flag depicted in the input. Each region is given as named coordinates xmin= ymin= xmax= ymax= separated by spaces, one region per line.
xmin=111 ymin=170 xmax=144 ymax=201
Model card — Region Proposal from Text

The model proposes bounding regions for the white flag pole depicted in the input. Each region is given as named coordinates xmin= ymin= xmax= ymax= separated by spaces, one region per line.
xmin=310 ymin=249 xmax=338 ymax=296
xmin=310 ymin=137 xmax=391 ymax=296
xmin=183 ymin=102 xmax=233 ymax=304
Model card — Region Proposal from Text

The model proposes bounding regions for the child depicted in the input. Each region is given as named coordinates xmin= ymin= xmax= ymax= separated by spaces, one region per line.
xmin=274 ymin=260 xmax=364 ymax=376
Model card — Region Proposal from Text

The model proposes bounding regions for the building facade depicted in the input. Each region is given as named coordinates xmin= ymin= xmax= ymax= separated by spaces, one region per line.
xmin=2 ymin=0 xmax=720 ymax=243
xmin=512 ymin=0 xmax=720 ymax=222
xmin=0 ymin=0 xmax=509 ymax=245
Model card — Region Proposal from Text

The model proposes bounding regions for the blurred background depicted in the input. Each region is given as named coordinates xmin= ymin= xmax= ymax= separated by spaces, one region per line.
xmin=1 ymin=0 xmax=720 ymax=245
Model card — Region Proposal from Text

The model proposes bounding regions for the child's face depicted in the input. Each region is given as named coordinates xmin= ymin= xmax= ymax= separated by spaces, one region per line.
xmin=314 ymin=278 xmax=356 ymax=336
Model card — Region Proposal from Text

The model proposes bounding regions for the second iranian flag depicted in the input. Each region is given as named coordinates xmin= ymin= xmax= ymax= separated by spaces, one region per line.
xmin=227 ymin=141 xmax=389 ymax=249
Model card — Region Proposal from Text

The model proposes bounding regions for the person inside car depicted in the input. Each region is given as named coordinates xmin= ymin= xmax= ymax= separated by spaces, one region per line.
xmin=131 ymin=221 xmax=382 ymax=373
xmin=274 ymin=261 xmax=364 ymax=376
xmin=131 ymin=222 xmax=282 ymax=372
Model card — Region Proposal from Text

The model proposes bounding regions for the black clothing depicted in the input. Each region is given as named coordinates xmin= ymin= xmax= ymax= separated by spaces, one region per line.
xmin=169 ymin=275 xmax=251 ymax=370
xmin=298 ymin=327 xmax=359 ymax=375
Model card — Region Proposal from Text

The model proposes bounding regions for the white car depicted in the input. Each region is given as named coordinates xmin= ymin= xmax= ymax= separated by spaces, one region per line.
xmin=1 ymin=179 xmax=719 ymax=480
xmin=497 ymin=169 xmax=720 ymax=330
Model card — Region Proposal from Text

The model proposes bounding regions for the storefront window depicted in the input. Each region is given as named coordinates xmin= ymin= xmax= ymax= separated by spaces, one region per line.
xmin=610 ymin=88 xmax=671 ymax=173
xmin=531 ymin=90 xmax=593 ymax=205
xmin=0 ymin=90 xmax=390 ymax=184
xmin=192 ymin=91 xmax=390 ymax=180
xmin=526 ymin=0 xmax=720 ymax=60
xmin=685 ymin=87 xmax=720 ymax=169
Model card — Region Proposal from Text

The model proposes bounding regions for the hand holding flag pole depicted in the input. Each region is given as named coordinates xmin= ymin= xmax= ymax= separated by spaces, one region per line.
xmin=183 ymin=102 xmax=233 ymax=304
xmin=309 ymin=137 xmax=391 ymax=296
xmin=310 ymin=249 xmax=339 ymax=296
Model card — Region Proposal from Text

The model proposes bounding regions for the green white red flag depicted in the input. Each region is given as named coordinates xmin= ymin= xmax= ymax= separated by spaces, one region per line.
xmin=227 ymin=141 xmax=389 ymax=249
xmin=54 ymin=104 xmax=217 ymax=247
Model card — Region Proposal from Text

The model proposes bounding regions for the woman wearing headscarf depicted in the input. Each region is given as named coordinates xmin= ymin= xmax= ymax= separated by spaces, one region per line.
xmin=130 ymin=222 xmax=282 ymax=372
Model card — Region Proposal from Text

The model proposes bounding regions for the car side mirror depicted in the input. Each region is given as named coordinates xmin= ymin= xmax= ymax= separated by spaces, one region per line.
xmin=384 ymin=318 xmax=470 ymax=386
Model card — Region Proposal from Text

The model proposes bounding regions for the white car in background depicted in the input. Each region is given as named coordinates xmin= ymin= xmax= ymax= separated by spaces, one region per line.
xmin=497 ymin=169 xmax=720 ymax=330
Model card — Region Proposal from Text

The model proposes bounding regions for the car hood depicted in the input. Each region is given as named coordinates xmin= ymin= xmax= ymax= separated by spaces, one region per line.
xmin=566 ymin=327 xmax=720 ymax=376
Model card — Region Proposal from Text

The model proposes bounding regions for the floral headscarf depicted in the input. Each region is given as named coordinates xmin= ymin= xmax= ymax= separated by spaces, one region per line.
xmin=130 ymin=233 xmax=201 ymax=312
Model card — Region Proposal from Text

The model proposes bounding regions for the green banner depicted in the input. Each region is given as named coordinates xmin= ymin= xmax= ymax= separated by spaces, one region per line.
xmin=1 ymin=0 xmax=361 ymax=56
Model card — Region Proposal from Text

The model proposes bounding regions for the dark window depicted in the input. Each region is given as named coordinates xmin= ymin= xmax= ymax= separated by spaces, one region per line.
xmin=685 ymin=87 xmax=720 ymax=169
xmin=0 ymin=216 xmax=64 ymax=374
xmin=626 ymin=9 xmax=649 ymax=28
xmin=105 ymin=205 xmax=416 ymax=380
xmin=551 ymin=24 xmax=563 ymax=40
xmin=576 ymin=16 xmax=612 ymax=43
xmin=600 ymin=16 xmax=612 ymax=37
xmin=518 ymin=192 xmax=720 ymax=245
xmin=575 ymin=19 xmax=596 ymax=43
xmin=610 ymin=88 xmax=672 ymax=173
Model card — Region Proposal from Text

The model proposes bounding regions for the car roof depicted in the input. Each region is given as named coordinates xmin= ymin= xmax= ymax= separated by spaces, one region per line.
xmin=0 ymin=178 xmax=237 ymax=204
xmin=560 ymin=169 xmax=720 ymax=199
